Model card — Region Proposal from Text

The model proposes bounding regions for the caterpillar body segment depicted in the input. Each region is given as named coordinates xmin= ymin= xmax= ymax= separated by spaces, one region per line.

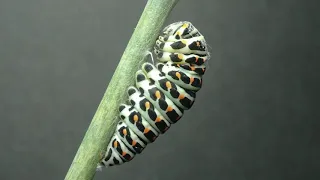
xmin=127 ymin=86 xmax=171 ymax=134
xmin=135 ymin=70 xmax=184 ymax=123
xmin=141 ymin=63 xmax=196 ymax=110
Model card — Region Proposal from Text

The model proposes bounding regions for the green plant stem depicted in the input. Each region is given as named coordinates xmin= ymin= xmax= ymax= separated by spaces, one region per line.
xmin=65 ymin=0 xmax=179 ymax=179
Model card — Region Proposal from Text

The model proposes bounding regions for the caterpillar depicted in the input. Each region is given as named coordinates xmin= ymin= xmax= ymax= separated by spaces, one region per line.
xmin=98 ymin=21 xmax=209 ymax=168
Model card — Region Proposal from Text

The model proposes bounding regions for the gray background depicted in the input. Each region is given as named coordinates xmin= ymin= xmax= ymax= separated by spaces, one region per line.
xmin=0 ymin=0 xmax=319 ymax=179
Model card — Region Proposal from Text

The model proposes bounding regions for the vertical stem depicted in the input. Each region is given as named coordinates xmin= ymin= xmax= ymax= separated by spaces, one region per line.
xmin=65 ymin=0 xmax=179 ymax=179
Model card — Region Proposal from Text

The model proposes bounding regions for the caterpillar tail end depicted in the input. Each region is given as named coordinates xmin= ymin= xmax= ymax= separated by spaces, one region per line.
xmin=96 ymin=163 xmax=104 ymax=171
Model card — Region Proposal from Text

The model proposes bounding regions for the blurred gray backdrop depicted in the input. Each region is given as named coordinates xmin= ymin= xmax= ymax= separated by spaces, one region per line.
xmin=0 ymin=0 xmax=319 ymax=179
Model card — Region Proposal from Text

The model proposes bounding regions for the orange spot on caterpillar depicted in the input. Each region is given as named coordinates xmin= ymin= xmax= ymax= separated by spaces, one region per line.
xmin=166 ymin=81 xmax=172 ymax=89
xmin=178 ymin=94 xmax=185 ymax=100
xmin=190 ymin=77 xmax=194 ymax=84
xmin=144 ymin=128 xmax=150 ymax=133
xmin=196 ymin=41 xmax=201 ymax=47
xmin=145 ymin=101 xmax=150 ymax=109
xmin=175 ymin=72 xmax=181 ymax=79
xmin=155 ymin=116 xmax=161 ymax=122
xmin=113 ymin=141 xmax=118 ymax=148
xmin=133 ymin=115 xmax=139 ymax=122
xmin=132 ymin=140 xmax=137 ymax=146
xmin=166 ymin=106 xmax=173 ymax=112
xmin=122 ymin=152 xmax=127 ymax=156
xmin=155 ymin=91 xmax=161 ymax=99
xmin=123 ymin=129 xmax=127 ymax=135
xmin=182 ymin=23 xmax=188 ymax=28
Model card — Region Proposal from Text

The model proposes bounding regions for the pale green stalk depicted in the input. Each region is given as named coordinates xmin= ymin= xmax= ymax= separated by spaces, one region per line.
xmin=65 ymin=0 xmax=179 ymax=179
